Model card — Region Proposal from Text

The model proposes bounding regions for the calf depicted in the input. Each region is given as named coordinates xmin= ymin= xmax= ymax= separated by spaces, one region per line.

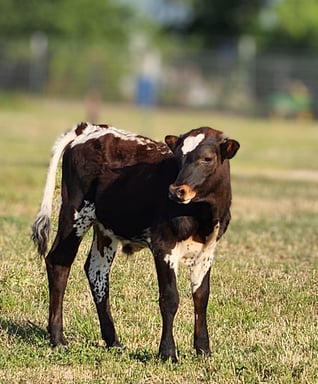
xmin=32 ymin=122 xmax=239 ymax=362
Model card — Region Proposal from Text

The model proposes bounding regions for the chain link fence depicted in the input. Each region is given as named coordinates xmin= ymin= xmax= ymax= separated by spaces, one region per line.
xmin=0 ymin=38 xmax=317 ymax=118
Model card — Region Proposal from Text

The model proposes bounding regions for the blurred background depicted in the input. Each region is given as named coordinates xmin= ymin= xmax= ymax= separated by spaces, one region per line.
xmin=0 ymin=0 xmax=317 ymax=119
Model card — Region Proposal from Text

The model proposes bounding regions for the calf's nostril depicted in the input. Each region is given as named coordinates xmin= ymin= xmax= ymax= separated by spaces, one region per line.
xmin=176 ymin=187 xmax=185 ymax=199
xmin=169 ymin=184 xmax=185 ymax=200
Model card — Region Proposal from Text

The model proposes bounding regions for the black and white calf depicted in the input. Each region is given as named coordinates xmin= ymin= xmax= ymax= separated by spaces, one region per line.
xmin=32 ymin=122 xmax=239 ymax=362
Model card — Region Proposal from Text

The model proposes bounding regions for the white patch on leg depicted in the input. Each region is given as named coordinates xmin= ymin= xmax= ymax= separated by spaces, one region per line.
xmin=73 ymin=201 xmax=96 ymax=237
xmin=190 ymin=222 xmax=219 ymax=293
xmin=87 ymin=226 xmax=118 ymax=304
xmin=181 ymin=133 xmax=205 ymax=155
xmin=163 ymin=222 xmax=220 ymax=293
xmin=164 ymin=238 xmax=204 ymax=277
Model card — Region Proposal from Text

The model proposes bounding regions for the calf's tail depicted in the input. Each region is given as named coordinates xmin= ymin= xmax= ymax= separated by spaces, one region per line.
xmin=32 ymin=128 xmax=77 ymax=256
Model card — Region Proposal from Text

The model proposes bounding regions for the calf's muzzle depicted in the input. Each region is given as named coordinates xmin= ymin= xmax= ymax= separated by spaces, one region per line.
xmin=169 ymin=184 xmax=196 ymax=204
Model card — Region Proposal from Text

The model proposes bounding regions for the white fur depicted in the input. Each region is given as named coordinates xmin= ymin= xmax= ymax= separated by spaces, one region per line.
xmin=164 ymin=238 xmax=204 ymax=276
xmin=73 ymin=200 xmax=96 ymax=237
xmin=190 ymin=223 xmax=219 ymax=293
xmin=71 ymin=123 xmax=153 ymax=148
xmin=181 ymin=133 xmax=205 ymax=155
xmin=37 ymin=128 xmax=77 ymax=219
xmin=164 ymin=222 xmax=220 ymax=293
xmin=87 ymin=225 xmax=118 ymax=303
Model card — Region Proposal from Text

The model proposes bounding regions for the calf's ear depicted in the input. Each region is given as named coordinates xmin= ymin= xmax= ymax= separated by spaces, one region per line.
xmin=220 ymin=139 xmax=240 ymax=161
xmin=165 ymin=135 xmax=179 ymax=151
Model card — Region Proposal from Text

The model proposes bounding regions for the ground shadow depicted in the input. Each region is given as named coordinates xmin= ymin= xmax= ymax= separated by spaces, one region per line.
xmin=0 ymin=317 xmax=47 ymax=344
xmin=129 ymin=348 xmax=158 ymax=363
xmin=0 ymin=318 xmax=167 ymax=363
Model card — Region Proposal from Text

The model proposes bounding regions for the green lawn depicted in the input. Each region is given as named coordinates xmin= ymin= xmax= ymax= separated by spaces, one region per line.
xmin=0 ymin=96 xmax=317 ymax=383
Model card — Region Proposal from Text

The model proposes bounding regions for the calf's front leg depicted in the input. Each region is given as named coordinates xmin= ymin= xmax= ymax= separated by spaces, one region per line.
xmin=154 ymin=253 xmax=180 ymax=363
xmin=190 ymin=222 xmax=219 ymax=356
xmin=192 ymin=268 xmax=211 ymax=355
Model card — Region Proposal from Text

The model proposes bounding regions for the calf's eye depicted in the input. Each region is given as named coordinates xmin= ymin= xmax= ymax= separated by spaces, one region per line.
xmin=203 ymin=157 xmax=212 ymax=163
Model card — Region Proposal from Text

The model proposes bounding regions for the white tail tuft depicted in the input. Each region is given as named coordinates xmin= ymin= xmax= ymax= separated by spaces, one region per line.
xmin=32 ymin=127 xmax=77 ymax=256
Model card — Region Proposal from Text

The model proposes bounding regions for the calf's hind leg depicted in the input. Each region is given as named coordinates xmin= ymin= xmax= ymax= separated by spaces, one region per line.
xmin=46 ymin=212 xmax=83 ymax=346
xmin=84 ymin=224 xmax=120 ymax=347
xmin=46 ymin=199 xmax=96 ymax=346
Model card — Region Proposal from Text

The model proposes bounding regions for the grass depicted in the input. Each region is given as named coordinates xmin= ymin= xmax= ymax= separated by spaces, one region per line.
xmin=0 ymin=95 xmax=317 ymax=383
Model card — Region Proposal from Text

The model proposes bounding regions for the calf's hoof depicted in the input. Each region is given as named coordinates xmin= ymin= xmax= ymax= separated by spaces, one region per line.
xmin=48 ymin=327 xmax=67 ymax=347
xmin=195 ymin=347 xmax=211 ymax=357
xmin=106 ymin=340 xmax=124 ymax=352
xmin=104 ymin=336 xmax=123 ymax=349
xmin=50 ymin=334 xmax=68 ymax=347
xmin=159 ymin=349 xmax=178 ymax=363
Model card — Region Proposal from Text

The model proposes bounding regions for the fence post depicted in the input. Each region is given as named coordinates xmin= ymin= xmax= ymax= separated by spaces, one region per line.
xmin=238 ymin=35 xmax=256 ymax=113
xmin=29 ymin=32 xmax=48 ymax=93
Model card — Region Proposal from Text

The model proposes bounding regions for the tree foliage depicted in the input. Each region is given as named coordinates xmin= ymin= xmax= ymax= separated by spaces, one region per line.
xmin=3 ymin=0 xmax=318 ymax=52
xmin=190 ymin=0 xmax=262 ymax=46
xmin=266 ymin=0 xmax=318 ymax=51
xmin=163 ymin=0 xmax=264 ymax=48
xmin=163 ymin=0 xmax=318 ymax=52
xmin=0 ymin=0 xmax=135 ymax=43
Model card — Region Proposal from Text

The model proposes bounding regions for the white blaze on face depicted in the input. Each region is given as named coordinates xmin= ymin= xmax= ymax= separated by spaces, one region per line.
xmin=181 ymin=133 xmax=205 ymax=155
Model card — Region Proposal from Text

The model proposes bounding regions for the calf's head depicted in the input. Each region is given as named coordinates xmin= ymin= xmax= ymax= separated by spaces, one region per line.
xmin=165 ymin=127 xmax=240 ymax=204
